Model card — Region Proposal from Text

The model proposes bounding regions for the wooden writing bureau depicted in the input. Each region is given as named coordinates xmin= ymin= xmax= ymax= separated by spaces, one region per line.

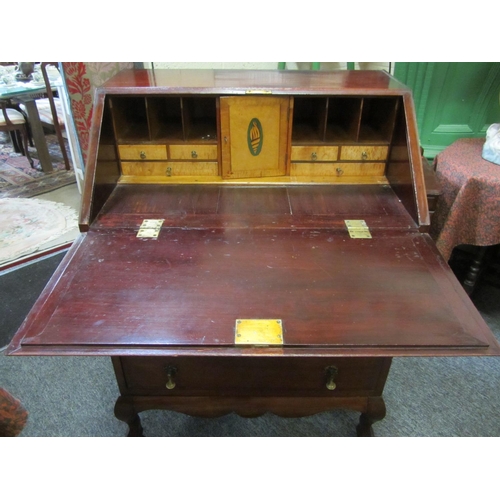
xmin=7 ymin=69 xmax=500 ymax=436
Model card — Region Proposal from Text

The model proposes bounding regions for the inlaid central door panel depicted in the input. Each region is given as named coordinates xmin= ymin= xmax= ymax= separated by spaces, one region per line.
xmin=220 ymin=96 xmax=291 ymax=179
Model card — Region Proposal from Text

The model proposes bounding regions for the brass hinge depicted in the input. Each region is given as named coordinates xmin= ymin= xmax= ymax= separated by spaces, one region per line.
xmin=345 ymin=220 xmax=372 ymax=239
xmin=136 ymin=219 xmax=164 ymax=238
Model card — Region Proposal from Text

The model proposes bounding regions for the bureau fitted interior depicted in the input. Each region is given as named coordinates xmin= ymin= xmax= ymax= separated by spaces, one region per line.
xmin=87 ymin=91 xmax=420 ymax=233
xmin=97 ymin=94 xmax=408 ymax=183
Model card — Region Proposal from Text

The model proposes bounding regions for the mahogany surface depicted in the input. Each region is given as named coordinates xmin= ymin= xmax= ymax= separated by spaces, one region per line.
xmin=8 ymin=185 xmax=497 ymax=357
xmin=102 ymin=69 xmax=408 ymax=95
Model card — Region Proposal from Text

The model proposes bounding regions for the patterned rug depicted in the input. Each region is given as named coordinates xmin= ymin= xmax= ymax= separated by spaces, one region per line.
xmin=0 ymin=198 xmax=78 ymax=267
xmin=0 ymin=131 xmax=76 ymax=199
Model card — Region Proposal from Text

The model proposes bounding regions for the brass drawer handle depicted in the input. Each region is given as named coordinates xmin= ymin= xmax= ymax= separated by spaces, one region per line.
xmin=191 ymin=150 xmax=198 ymax=159
xmin=140 ymin=151 xmax=147 ymax=160
xmin=165 ymin=365 xmax=177 ymax=389
xmin=325 ymin=365 xmax=338 ymax=391
xmin=336 ymin=167 xmax=344 ymax=176
xmin=311 ymin=152 xmax=317 ymax=161
xmin=361 ymin=151 xmax=368 ymax=160
xmin=166 ymin=167 xmax=172 ymax=177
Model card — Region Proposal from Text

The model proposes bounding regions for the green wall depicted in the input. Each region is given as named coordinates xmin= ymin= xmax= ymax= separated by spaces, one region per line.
xmin=394 ymin=62 xmax=500 ymax=158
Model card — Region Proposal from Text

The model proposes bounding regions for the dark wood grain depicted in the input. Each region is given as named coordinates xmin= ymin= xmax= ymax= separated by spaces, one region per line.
xmin=18 ymin=231 xmax=486 ymax=349
xmin=8 ymin=186 xmax=497 ymax=356
xmin=102 ymin=69 xmax=408 ymax=95
xmin=91 ymin=184 xmax=416 ymax=230
xmin=117 ymin=356 xmax=390 ymax=397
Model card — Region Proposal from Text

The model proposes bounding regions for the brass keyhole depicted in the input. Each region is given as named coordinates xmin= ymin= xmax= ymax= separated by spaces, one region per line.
xmin=165 ymin=365 xmax=177 ymax=390
xmin=361 ymin=151 xmax=368 ymax=160
xmin=191 ymin=150 xmax=198 ymax=158
xmin=311 ymin=152 xmax=317 ymax=161
xmin=336 ymin=167 xmax=344 ymax=176
xmin=166 ymin=167 xmax=172 ymax=177
xmin=140 ymin=151 xmax=146 ymax=160
xmin=325 ymin=365 xmax=338 ymax=391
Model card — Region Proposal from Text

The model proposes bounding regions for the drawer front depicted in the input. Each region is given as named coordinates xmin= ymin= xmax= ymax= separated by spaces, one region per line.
xmin=170 ymin=144 xmax=218 ymax=160
xmin=121 ymin=161 xmax=218 ymax=177
xmin=291 ymin=162 xmax=386 ymax=177
xmin=119 ymin=356 xmax=389 ymax=397
xmin=339 ymin=145 xmax=388 ymax=161
xmin=118 ymin=145 xmax=167 ymax=161
xmin=291 ymin=146 xmax=339 ymax=162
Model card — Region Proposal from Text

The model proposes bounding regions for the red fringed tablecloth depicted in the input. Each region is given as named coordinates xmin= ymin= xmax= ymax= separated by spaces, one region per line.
xmin=0 ymin=388 xmax=28 ymax=437
xmin=431 ymin=138 xmax=500 ymax=261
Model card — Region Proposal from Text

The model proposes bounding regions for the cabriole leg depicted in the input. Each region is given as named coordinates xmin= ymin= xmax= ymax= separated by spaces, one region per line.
xmin=114 ymin=396 xmax=144 ymax=437
xmin=356 ymin=397 xmax=386 ymax=437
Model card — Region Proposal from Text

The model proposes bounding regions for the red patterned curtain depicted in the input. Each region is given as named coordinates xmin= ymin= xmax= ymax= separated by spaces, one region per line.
xmin=62 ymin=62 xmax=133 ymax=164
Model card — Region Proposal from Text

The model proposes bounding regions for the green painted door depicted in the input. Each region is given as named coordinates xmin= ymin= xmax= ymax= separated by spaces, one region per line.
xmin=394 ymin=62 xmax=500 ymax=158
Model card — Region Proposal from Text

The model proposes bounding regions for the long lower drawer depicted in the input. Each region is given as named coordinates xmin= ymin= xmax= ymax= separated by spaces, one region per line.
xmin=116 ymin=356 xmax=391 ymax=397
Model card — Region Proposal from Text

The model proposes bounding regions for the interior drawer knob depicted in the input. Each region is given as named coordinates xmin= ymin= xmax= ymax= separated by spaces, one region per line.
xmin=191 ymin=150 xmax=198 ymax=158
xmin=165 ymin=365 xmax=178 ymax=390
xmin=325 ymin=365 xmax=338 ymax=391
xmin=361 ymin=151 xmax=368 ymax=160
xmin=140 ymin=151 xmax=147 ymax=160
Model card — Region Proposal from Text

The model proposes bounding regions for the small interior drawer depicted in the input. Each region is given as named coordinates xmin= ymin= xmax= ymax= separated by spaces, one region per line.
xmin=118 ymin=356 xmax=389 ymax=397
xmin=291 ymin=162 xmax=386 ymax=177
xmin=118 ymin=145 xmax=167 ymax=160
xmin=169 ymin=144 xmax=218 ymax=160
xmin=291 ymin=146 xmax=339 ymax=162
xmin=121 ymin=161 xmax=218 ymax=177
xmin=339 ymin=146 xmax=388 ymax=161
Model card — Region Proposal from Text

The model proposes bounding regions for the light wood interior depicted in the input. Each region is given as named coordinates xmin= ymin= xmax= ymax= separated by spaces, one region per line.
xmin=104 ymin=94 xmax=404 ymax=185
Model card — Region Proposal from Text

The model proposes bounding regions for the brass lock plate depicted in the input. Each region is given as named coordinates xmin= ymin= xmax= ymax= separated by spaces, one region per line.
xmin=235 ymin=319 xmax=283 ymax=345
xmin=245 ymin=89 xmax=273 ymax=94
xmin=345 ymin=220 xmax=372 ymax=239
xmin=136 ymin=219 xmax=164 ymax=238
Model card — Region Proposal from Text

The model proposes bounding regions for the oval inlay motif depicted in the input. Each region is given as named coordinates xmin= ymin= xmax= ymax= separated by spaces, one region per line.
xmin=247 ymin=118 xmax=263 ymax=156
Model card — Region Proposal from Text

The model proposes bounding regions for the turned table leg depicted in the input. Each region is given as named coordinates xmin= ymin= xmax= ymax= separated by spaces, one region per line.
xmin=463 ymin=246 xmax=487 ymax=296
xmin=356 ymin=397 xmax=386 ymax=437
xmin=114 ymin=396 xmax=144 ymax=437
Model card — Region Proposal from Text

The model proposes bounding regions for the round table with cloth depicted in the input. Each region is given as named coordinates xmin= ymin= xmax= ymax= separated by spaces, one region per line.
xmin=0 ymin=387 xmax=28 ymax=437
xmin=431 ymin=138 xmax=500 ymax=262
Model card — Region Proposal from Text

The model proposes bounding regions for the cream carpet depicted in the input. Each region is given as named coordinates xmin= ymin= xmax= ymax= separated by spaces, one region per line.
xmin=0 ymin=197 xmax=78 ymax=267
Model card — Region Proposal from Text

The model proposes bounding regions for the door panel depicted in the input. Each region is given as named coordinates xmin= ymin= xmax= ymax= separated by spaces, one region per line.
xmin=221 ymin=96 xmax=290 ymax=179
xmin=395 ymin=62 xmax=500 ymax=158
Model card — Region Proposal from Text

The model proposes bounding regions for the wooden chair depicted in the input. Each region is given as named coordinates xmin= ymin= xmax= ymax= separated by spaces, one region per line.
xmin=20 ymin=63 xmax=71 ymax=171
xmin=38 ymin=62 xmax=71 ymax=170
xmin=23 ymin=62 xmax=87 ymax=190
xmin=0 ymin=100 xmax=34 ymax=167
